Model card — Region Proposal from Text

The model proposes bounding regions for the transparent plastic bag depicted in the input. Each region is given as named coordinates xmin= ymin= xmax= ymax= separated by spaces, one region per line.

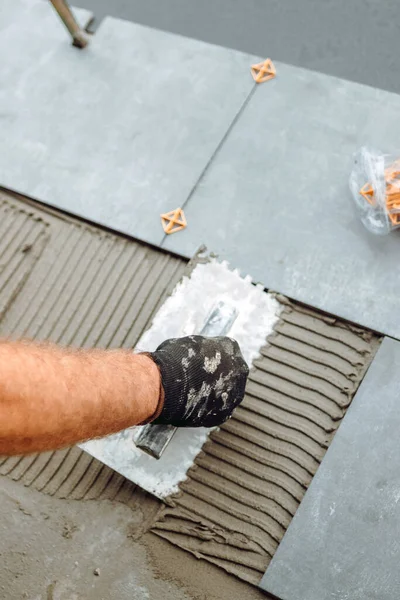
xmin=349 ymin=147 xmax=400 ymax=235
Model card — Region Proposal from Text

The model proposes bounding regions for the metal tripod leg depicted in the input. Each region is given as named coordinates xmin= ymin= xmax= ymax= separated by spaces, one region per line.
xmin=48 ymin=0 xmax=89 ymax=48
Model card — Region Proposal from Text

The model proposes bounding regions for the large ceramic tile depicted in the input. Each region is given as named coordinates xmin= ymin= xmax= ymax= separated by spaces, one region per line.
xmin=0 ymin=1 xmax=257 ymax=246
xmin=75 ymin=0 xmax=400 ymax=95
xmin=164 ymin=62 xmax=400 ymax=337
xmin=260 ymin=336 xmax=400 ymax=599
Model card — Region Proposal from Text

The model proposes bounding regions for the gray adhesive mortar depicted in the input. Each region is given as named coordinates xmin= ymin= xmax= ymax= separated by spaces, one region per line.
xmin=151 ymin=297 xmax=381 ymax=586
xmin=0 ymin=198 xmax=49 ymax=319
xmin=0 ymin=190 xmax=380 ymax=596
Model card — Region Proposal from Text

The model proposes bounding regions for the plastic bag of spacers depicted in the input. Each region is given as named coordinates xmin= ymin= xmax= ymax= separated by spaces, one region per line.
xmin=350 ymin=146 xmax=400 ymax=235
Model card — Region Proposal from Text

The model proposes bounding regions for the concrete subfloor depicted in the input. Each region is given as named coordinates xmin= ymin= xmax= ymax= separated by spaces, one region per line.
xmin=76 ymin=0 xmax=400 ymax=95
xmin=0 ymin=476 xmax=265 ymax=600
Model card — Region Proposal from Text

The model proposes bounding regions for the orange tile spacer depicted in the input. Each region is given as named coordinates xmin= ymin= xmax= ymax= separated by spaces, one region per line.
xmin=360 ymin=183 xmax=374 ymax=204
xmin=251 ymin=58 xmax=276 ymax=83
xmin=160 ymin=207 xmax=187 ymax=234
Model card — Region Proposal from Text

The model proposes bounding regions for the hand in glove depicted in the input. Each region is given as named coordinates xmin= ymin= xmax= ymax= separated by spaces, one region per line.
xmin=149 ymin=335 xmax=249 ymax=427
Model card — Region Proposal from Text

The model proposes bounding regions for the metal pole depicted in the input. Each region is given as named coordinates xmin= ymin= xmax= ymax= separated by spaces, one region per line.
xmin=48 ymin=0 xmax=89 ymax=48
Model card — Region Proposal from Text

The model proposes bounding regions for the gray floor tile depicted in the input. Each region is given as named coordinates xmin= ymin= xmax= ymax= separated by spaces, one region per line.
xmin=259 ymin=336 xmax=400 ymax=600
xmin=164 ymin=63 xmax=400 ymax=337
xmin=76 ymin=0 xmax=400 ymax=96
xmin=0 ymin=1 xmax=257 ymax=246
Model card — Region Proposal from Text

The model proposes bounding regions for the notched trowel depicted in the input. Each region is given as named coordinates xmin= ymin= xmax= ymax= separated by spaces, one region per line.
xmin=135 ymin=300 xmax=238 ymax=459
xmin=80 ymin=251 xmax=281 ymax=499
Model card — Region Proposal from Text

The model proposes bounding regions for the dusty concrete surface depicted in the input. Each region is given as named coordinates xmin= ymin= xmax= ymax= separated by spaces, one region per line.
xmin=0 ymin=477 xmax=184 ymax=600
xmin=0 ymin=476 xmax=265 ymax=600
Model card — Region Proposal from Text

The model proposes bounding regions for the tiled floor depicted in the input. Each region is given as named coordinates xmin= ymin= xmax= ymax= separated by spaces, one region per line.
xmin=4 ymin=2 xmax=400 ymax=338
xmin=164 ymin=63 xmax=400 ymax=338
xmin=0 ymin=0 xmax=257 ymax=246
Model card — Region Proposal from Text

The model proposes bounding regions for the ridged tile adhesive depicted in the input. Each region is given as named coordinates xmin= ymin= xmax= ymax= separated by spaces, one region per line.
xmin=0 ymin=191 xmax=380 ymax=589
xmin=151 ymin=298 xmax=381 ymax=585
xmin=0 ymin=196 xmax=48 ymax=319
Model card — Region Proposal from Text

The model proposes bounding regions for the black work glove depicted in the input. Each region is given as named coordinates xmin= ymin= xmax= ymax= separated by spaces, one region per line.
xmin=149 ymin=335 xmax=249 ymax=427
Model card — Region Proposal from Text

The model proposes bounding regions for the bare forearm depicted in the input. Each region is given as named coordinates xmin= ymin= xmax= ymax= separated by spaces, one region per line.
xmin=0 ymin=341 xmax=160 ymax=455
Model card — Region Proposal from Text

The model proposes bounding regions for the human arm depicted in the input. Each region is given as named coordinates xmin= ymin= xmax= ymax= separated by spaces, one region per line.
xmin=0 ymin=340 xmax=160 ymax=455
xmin=0 ymin=336 xmax=249 ymax=456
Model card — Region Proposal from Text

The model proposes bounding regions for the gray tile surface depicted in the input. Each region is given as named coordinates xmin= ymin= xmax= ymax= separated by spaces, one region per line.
xmin=260 ymin=336 xmax=400 ymax=600
xmin=164 ymin=63 xmax=400 ymax=337
xmin=76 ymin=0 xmax=400 ymax=95
xmin=0 ymin=1 xmax=257 ymax=246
